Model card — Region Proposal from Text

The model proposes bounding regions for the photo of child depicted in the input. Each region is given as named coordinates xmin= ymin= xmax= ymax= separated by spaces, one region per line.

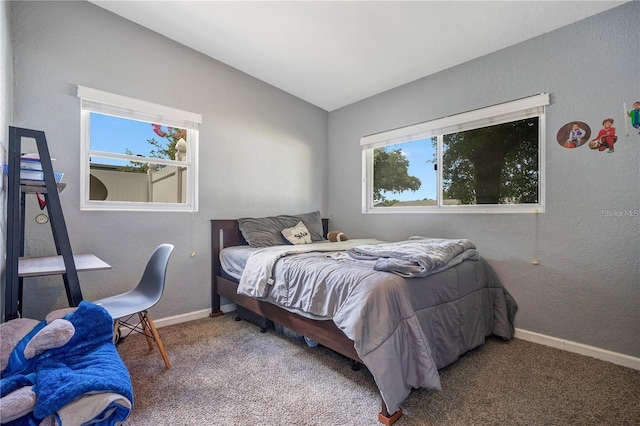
xmin=589 ymin=118 xmax=617 ymax=153
xmin=556 ymin=121 xmax=590 ymax=149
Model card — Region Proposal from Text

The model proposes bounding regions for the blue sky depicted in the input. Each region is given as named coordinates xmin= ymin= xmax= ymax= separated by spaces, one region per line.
xmin=90 ymin=113 xmax=165 ymax=166
xmin=380 ymin=138 xmax=437 ymax=202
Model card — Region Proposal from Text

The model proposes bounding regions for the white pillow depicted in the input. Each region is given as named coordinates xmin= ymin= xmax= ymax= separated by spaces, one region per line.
xmin=281 ymin=221 xmax=312 ymax=245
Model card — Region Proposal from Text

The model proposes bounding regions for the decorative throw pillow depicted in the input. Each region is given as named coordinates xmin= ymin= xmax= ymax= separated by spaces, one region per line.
xmin=281 ymin=221 xmax=312 ymax=245
xmin=238 ymin=211 xmax=325 ymax=247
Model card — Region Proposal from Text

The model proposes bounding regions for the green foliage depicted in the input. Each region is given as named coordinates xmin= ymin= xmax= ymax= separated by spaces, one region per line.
xmin=122 ymin=124 xmax=186 ymax=173
xmin=120 ymin=149 xmax=149 ymax=173
xmin=373 ymin=148 xmax=421 ymax=202
xmin=442 ymin=118 xmax=538 ymax=204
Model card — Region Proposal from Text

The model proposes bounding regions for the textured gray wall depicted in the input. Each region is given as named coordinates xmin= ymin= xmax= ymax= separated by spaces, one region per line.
xmin=1 ymin=0 xmax=13 ymax=321
xmin=7 ymin=1 xmax=328 ymax=319
xmin=5 ymin=1 xmax=638 ymax=358
xmin=328 ymin=2 xmax=639 ymax=357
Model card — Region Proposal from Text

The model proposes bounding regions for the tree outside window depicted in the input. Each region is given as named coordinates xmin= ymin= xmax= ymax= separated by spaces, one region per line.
xmin=362 ymin=93 xmax=547 ymax=213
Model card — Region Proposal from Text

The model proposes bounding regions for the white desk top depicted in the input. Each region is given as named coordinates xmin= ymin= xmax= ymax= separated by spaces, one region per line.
xmin=18 ymin=254 xmax=111 ymax=277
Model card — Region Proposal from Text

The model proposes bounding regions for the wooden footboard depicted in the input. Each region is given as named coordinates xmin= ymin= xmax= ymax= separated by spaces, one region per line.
xmin=210 ymin=219 xmax=401 ymax=425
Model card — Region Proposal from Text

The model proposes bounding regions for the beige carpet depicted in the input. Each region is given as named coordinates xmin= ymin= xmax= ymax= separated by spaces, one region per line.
xmin=116 ymin=314 xmax=640 ymax=425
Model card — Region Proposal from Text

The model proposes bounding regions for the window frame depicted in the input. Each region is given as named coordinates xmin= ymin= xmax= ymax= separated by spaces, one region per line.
xmin=361 ymin=93 xmax=549 ymax=214
xmin=77 ymin=86 xmax=201 ymax=212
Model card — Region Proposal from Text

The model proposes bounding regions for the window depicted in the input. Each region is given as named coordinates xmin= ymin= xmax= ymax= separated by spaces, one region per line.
xmin=361 ymin=93 xmax=549 ymax=213
xmin=78 ymin=86 xmax=201 ymax=211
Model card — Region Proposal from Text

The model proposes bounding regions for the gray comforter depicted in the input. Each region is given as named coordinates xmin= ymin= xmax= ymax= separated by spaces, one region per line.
xmin=237 ymin=239 xmax=517 ymax=413
xmin=345 ymin=236 xmax=479 ymax=277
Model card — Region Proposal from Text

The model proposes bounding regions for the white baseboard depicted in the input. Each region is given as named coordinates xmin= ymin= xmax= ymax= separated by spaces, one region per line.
xmin=153 ymin=303 xmax=236 ymax=329
xmin=515 ymin=328 xmax=640 ymax=371
xmin=151 ymin=309 xmax=639 ymax=371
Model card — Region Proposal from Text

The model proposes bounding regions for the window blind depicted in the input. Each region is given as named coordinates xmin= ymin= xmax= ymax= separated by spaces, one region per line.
xmin=361 ymin=93 xmax=549 ymax=149
xmin=77 ymin=85 xmax=202 ymax=130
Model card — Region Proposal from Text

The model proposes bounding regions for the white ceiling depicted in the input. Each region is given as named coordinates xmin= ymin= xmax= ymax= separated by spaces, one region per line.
xmin=91 ymin=1 xmax=627 ymax=111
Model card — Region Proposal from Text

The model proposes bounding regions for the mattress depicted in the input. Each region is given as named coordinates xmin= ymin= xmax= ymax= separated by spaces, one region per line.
xmin=220 ymin=245 xmax=257 ymax=280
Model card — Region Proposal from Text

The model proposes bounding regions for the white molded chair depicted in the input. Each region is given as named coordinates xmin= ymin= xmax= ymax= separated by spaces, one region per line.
xmin=94 ymin=244 xmax=174 ymax=369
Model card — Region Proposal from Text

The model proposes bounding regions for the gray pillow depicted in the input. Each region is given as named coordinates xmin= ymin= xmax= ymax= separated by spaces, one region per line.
xmin=238 ymin=211 xmax=325 ymax=247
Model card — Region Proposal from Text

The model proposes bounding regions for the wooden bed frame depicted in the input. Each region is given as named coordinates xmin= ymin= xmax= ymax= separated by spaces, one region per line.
xmin=210 ymin=219 xmax=403 ymax=425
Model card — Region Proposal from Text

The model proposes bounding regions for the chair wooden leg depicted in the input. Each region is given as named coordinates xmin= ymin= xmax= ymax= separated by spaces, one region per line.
xmin=138 ymin=312 xmax=155 ymax=350
xmin=112 ymin=319 xmax=120 ymax=344
xmin=144 ymin=311 xmax=171 ymax=369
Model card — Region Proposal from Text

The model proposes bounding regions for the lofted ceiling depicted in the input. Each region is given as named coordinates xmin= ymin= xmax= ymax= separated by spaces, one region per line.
xmin=91 ymin=1 xmax=627 ymax=111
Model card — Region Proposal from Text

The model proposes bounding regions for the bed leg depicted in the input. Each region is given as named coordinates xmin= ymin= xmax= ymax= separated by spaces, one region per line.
xmin=210 ymin=280 xmax=222 ymax=317
xmin=378 ymin=399 xmax=402 ymax=426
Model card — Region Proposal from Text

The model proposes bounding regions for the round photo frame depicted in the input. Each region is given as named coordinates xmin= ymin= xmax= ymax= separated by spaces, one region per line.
xmin=557 ymin=121 xmax=591 ymax=149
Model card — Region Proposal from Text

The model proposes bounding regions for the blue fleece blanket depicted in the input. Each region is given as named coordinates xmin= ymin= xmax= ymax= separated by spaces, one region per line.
xmin=1 ymin=301 xmax=133 ymax=424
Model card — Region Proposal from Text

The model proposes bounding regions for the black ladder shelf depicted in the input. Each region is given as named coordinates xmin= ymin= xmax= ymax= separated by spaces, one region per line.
xmin=4 ymin=127 xmax=108 ymax=321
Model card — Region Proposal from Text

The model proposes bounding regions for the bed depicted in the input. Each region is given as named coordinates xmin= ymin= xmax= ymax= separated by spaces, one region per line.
xmin=210 ymin=212 xmax=517 ymax=425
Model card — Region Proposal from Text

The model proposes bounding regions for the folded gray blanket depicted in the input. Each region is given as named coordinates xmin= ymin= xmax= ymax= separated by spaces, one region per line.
xmin=346 ymin=236 xmax=479 ymax=277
